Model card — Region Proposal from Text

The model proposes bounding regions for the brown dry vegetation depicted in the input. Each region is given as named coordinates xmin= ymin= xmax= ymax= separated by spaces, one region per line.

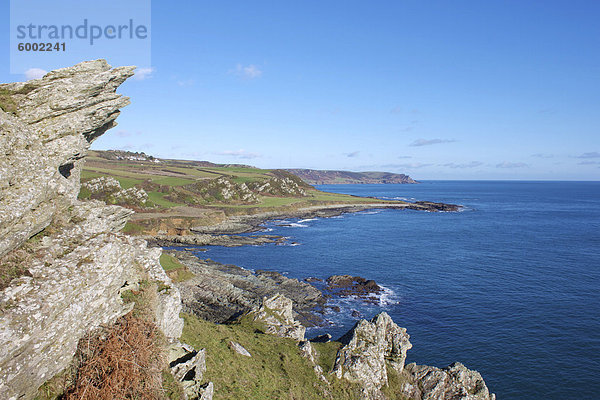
xmin=63 ymin=313 xmax=165 ymax=400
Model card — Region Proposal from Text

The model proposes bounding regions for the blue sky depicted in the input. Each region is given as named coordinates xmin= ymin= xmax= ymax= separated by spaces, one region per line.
xmin=2 ymin=1 xmax=600 ymax=180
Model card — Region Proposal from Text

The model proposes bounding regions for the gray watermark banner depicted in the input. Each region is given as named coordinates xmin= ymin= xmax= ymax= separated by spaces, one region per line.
xmin=10 ymin=0 xmax=151 ymax=76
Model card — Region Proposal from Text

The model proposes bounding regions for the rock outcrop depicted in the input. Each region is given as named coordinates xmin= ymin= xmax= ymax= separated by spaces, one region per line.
xmin=0 ymin=60 xmax=183 ymax=399
xmin=0 ymin=60 xmax=133 ymax=257
xmin=333 ymin=312 xmax=412 ymax=399
xmin=401 ymin=362 xmax=496 ymax=400
xmin=246 ymin=175 xmax=307 ymax=197
xmin=331 ymin=312 xmax=495 ymax=400
xmin=249 ymin=294 xmax=306 ymax=341
xmin=168 ymin=342 xmax=211 ymax=400
xmin=326 ymin=274 xmax=383 ymax=301
xmin=185 ymin=173 xmax=308 ymax=205
xmin=83 ymin=176 xmax=149 ymax=206
xmin=193 ymin=176 xmax=260 ymax=204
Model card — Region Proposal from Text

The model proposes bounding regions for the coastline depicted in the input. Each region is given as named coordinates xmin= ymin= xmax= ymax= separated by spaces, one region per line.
xmin=167 ymin=200 xmax=460 ymax=237
xmin=154 ymin=199 xmax=461 ymax=331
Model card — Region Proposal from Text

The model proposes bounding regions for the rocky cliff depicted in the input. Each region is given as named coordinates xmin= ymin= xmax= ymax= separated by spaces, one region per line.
xmin=0 ymin=60 xmax=183 ymax=399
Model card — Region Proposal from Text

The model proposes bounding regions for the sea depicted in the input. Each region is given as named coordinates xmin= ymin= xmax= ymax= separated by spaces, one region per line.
xmin=190 ymin=181 xmax=600 ymax=399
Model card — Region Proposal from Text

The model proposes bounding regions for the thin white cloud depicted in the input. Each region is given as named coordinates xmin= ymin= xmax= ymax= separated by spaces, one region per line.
xmin=133 ymin=67 xmax=155 ymax=80
xmin=397 ymin=156 xmax=412 ymax=159
xmin=177 ymin=79 xmax=196 ymax=87
xmin=24 ymin=68 xmax=47 ymax=80
xmin=216 ymin=149 xmax=262 ymax=159
xmin=231 ymin=64 xmax=263 ymax=80
xmin=577 ymin=151 xmax=600 ymax=159
xmin=496 ymin=162 xmax=528 ymax=168
xmin=115 ymin=130 xmax=142 ymax=138
xmin=410 ymin=138 xmax=456 ymax=147
xmin=345 ymin=151 xmax=360 ymax=158
xmin=442 ymin=161 xmax=483 ymax=169
xmin=578 ymin=161 xmax=600 ymax=165
xmin=531 ymin=153 xmax=555 ymax=158
xmin=381 ymin=163 xmax=433 ymax=169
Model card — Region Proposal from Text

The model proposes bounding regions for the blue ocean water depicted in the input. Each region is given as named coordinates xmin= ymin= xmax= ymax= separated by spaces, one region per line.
xmin=195 ymin=181 xmax=600 ymax=399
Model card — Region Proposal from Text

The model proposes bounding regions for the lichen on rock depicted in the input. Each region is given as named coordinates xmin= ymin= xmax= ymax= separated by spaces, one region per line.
xmin=0 ymin=60 xmax=134 ymax=257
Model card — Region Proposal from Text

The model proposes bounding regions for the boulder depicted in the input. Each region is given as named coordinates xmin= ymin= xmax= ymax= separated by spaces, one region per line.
xmin=309 ymin=333 xmax=332 ymax=343
xmin=229 ymin=341 xmax=252 ymax=357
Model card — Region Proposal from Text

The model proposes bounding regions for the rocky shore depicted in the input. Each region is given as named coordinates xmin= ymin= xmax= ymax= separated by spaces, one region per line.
xmin=190 ymin=201 xmax=460 ymax=235
xmin=171 ymin=251 xmax=327 ymax=327
xmin=148 ymin=233 xmax=286 ymax=247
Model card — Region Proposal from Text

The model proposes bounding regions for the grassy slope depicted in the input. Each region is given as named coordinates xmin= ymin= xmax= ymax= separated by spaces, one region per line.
xmin=180 ymin=313 xmax=412 ymax=400
xmin=180 ymin=313 xmax=362 ymax=400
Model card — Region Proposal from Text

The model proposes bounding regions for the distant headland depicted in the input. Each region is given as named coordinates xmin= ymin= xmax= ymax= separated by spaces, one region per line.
xmin=286 ymin=168 xmax=417 ymax=185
